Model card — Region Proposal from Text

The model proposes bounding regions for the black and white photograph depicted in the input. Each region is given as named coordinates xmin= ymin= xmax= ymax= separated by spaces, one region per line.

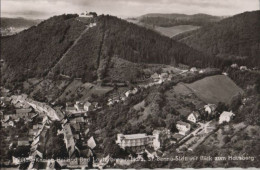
xmin=0 ymin=0 xmax=260 ymax=169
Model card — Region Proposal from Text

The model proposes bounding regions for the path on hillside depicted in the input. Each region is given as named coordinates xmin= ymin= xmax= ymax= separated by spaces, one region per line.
xmin=96 ymin=20 xmax=107 ymax=82
xmin=47 ymin=26 xmax=90 ymax=76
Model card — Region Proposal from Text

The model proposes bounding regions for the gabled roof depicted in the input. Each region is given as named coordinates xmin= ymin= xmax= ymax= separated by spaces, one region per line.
xmin=220 ymin=111 xmax=234 ymax=117
xmin=190 ymin=111 xmax=200 ymax=118
xmin=121 ymin=133 xmax=148 ymax=140
xmin=87 ymin=136 xmax=96 ymax=149
xmin=177 ymin=121 xmax=190 ymax=127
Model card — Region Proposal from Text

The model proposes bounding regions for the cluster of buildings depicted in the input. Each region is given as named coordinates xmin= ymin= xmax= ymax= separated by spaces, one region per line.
xmin=0 ymin=91 xmax=100 ymax=168
xmin=231 ymin=63 xmax=248 ymax=71
xmin=115 ymin=102 xmax=235 ymax=155
xmin=66 ymin=100 xmax=101 ymax=115
xmin=107 ymin=88 xmax=139 ymax=106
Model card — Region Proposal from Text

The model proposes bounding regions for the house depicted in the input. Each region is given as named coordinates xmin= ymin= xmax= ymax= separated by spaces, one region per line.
xmin=89 ymin=23 xmax=97 ymax=27
xmin=219 ymin=111 xmax=235 ymax=124
xmin=176 ymin=121 xmax=191 ymax=135
xmin=71 ymin=117 xmax=85 ymax=124
xmin=240 ymin=66 xmax=247 ymax=71
xmin=2 ymin=115 xmax=10 ymax=122
xmin=87 ymin=136 xmax=96 ymax=149
xmin=9 ymin=120 xmax=14 ymax=127
xmin=190 ymin=67 xmax=198 ymax=73
xmin=66 ymin=106 xmax=86 ymax=115
xmin=83 ymin=101 xmax=92 ymax=111
xmin=31 ymin=150 xmax=43 ymax=159
xmin=160 ymin=73 xmax=169 ymax=79
xmin=74 ymin=101 xmax=84 ymax=110
xmin=187 ymin=111 xmax=200 ymax=123
xmin=152 ymin=131 xmax=160 ymax=150
xmin=222 ymin=72 xmax=228 ymax=76
xmin=16 ymin=108 xmax=32 ymax=117
xmin=71 ymin=123 xmax=81 ymax=132
xmin=151 ymin=73 xmax=160 ymax=82
xmin=53 ymin=108 xmax=65 ymax=121
xmin=231 ymin=63 xmax=238 ymax=68
xmin=63 ymin=124 xmax=76 ymax=158
xmin=125 ymin=88 xmax=138 ymax=97
xmin=18 ymin=138 xmax=30 ymax=146
xmin=204 ymin=104 xmax=217 ymax=114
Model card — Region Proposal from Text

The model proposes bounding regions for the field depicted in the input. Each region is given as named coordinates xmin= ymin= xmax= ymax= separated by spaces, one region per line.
xmin=185 ymin=75 xmax=244 ymax=104
xmin=154 ymin=25 xmax=200 ymax=38
xmin=126 ymin=19 xmax=199 ymax=38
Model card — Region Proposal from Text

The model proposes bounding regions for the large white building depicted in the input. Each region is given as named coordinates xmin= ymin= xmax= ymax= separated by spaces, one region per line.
xmin=219 ymin=111 xmax=234 ymax=124
xmin=116 ymin=133 xmax=160 ymax=152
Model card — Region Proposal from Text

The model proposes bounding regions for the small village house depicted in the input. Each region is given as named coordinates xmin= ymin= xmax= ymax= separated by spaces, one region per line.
xmin=190 ymin=67 xmax=198 ymax=73
xmin=187 ymin=111 xmax=200 ymax=123
xmin=231 ymin=63 xmax=238 ymax=68
xmin=176 ymin=121 xmax=191 ymax=135
xmin=204 ymin=104 xmax=217 ymax=114
xmin=151 ymin=73 xmax=160 ymax=82
xmin=87 ymin=136 xmax=97 ymax=149
xmin=219 ymin=111 xmax=235 ymax=124
xmin=83 ymin=101 xmax=92 ymax=111
xmin=240 ymin=66 xmax=247 ymax=71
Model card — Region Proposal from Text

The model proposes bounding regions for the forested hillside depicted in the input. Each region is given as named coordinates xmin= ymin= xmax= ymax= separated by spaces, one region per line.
xmin=179 ymin=11 xmax=260 ymax=67
xmin=1 ymin=14 xmax=208 ymax=84
xmin=1 ymin=14 xmax=87 ymax=83
xmin=139 ymin=13 xmax=221 ymax=27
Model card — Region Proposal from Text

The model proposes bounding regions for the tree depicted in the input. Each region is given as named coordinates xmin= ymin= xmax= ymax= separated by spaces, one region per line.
xmin=230 ymin=93 xmax=242 ymax=111
xmin=216 ymin=102 xmax=228 ymax=113
xmin=223 ymin=135 xmax=231 ymax=144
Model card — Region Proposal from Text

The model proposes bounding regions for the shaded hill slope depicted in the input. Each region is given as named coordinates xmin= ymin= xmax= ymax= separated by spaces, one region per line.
xmin=179 ymin=11 xmax=260 ymax=66
xmin=1 ymin=14 xmax=87 ymax=83
xmin=139 ymin=13 xmax=222 ymax=27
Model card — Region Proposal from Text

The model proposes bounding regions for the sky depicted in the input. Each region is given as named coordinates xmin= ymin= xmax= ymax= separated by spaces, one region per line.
xmin=1 ymin=0 xmax=260 ymax=19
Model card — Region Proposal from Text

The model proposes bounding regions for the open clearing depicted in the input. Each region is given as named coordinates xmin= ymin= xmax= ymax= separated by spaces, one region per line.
xmin=154 ymin=25 xmax=200 ymax=38
xmin=184 ymin=75 xmax=244 ymax=104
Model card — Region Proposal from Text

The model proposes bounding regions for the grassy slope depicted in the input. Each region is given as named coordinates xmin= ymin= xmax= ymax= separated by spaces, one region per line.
xmin=185 ymin=75 xmax=244 ymax=104
xmin=154 ymin=25 xmax=200 ymax=38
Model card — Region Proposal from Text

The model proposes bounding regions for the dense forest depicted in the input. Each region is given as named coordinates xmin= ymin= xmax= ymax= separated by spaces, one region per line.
xmin=1 ymin=14 xmax=86 ymax=83
xmin=139 ymin=13 xmax=221 ymax=27
xmin=179 ymin=11 xmax=260 ymax=67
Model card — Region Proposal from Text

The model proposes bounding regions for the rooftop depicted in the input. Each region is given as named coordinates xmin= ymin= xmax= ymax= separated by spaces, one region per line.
xmin=120 ymin=133 xmax=148 ymax=139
